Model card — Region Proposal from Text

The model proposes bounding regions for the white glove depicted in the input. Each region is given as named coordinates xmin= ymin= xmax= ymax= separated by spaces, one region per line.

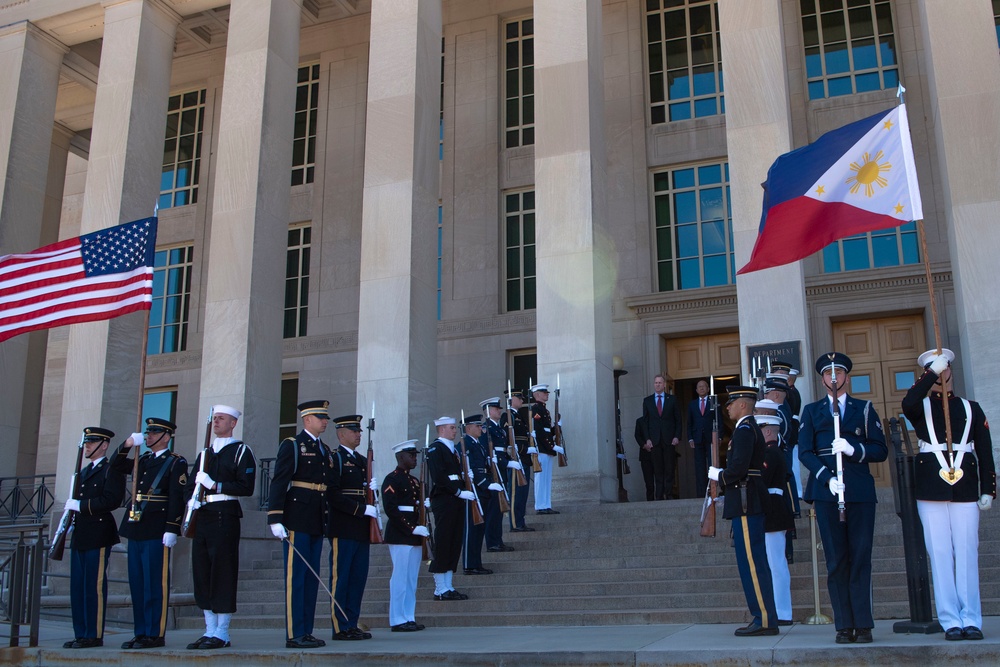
xmin=488 ymin=483 xmax=503 ymax=492
xmin=270 ymin=523 xmax=288 ymax=539
xmin=508 ymin=460 xmax=523 ymax=470
xmin=831 ymin=438 xmax=855 ymax=457
xmin=195 ymin=471 xmax=215 ymax=490
xmin=557 ymin=419 xmax=563 ymax=427
xmin=828 ymin=477 xmax=846 ymax=496
xmin=708 ymin=466 xmax=722 ymax=482
xmin=412 ymin=525 xmax=431 ymax=537
xmin=423 ymin=498 xmax=431 ymax=509
xmin=187 ymin=498 xmax=203 ymax=511
xmin=527 ymin=446 xmax=538 ymax=455
xmin=978 ymin=494 xmax=993 ymax=511
xmin=364 ymin=504 xmax=379 ymax=518
xmin=929 ymin=354 xmax=949 ymax=376
xmin=64 ymin=499 xmax=81 ymax=512
xmin=162 ymin=532 xmax=177 ymax=548
xmin=458 ymin=490 xmax=476 ymax=501
xmin=128 ymin=432 xmax=145 ymax=448
xmin=553 ymin=445 xmax=565 ymax=455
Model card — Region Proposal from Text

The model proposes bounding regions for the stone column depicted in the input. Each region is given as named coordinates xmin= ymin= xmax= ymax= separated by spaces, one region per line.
xmin=55 ymin=0 xmax=179 ymax=496
xmin=199 ymin=0 xmax=302 ymax=445
xmin=533 ymin=0 xmax=615 ymax=503
xmin=915 ymin=0 xmax=1000 ymax=423
xmin=356 ymin=0 xmax=441 ymax=444
xmin=718 ymin=0 xmax=810 ymax=379
xmin=0 ymin=22 xmax=66 ymax=477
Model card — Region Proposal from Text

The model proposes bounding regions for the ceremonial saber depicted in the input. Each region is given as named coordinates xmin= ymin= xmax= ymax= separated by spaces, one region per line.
xmin=829 ymin=357 xmax=847 ymax=523
xmin=283 ymin=536 xmax=346 ymax=618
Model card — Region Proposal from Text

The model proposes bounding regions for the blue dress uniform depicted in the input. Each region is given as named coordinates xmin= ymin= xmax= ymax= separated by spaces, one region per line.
xmin=67 ymin=427 xmax=125 ymax=648
xmin=267 ymin=400 xmax=335 ymax=645
xmin=382 ymin=442 xmax=425 ymax=630
xmin=326 ymin=415 xmax=373 ymax=640
xmin=110 ymin=418 xmax=187 ymax=649
xmin=530 ymin=386 xmax=557 ymax=512
xmin=799 ymin=353 xmax=887 ymax=642
xmin=716 ymin=387 xmax=777 ymax=635
xmin=902 ymin=348 xmax=996 ymax=639
xmin=481 ymin=400 xmax=512 ymax=551
xmin=461 ymin=419 xmax=492 ymax=573
xmin=501 ymin=391 xmax=532 ymax=531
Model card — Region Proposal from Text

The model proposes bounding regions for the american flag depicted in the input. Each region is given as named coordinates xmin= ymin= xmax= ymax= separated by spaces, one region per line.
xmin=0 ymin=217 xmax=158 ymax=343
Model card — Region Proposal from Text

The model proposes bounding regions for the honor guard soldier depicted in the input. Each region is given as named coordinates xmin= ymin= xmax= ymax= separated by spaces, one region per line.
xmin=481 ymin=397 xmax=514 ymax=552
xmin=110 ymin=417 xmax=187 ymax=649
xmin=185 ymin=405 xmax=256 ymax=650
xmin=502 ymin=389 xmax=533 ymax=531
xmin=267 ymin=400 xmax=334 ymax=649
xmin=461 ymin=414 xmax=501 ymax=574
xmin=426 ymin=416 xmax=474 ymax=600
xmin=756 ymin=414 xmax=794 ymax=626
xmin=327 ymin=414 xmax=377 ymax=641
xmin=382 ymin=440 xmax=429 ymax=632
xmin=902 ymin=348 xmax=996 ymax=641
xmin=530 ymin=384 xmax=562 ymax=514
xmin=708 ymin=386 xmax=778 ymax=637
xmin=63 ymin=427 xmax=125 ymax=649
xmin=799 ymin=353 xmax=887 ymax=644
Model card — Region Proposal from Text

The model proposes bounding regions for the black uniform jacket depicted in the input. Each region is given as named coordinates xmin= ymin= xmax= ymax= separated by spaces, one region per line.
xmin=902 ymin=368 xmax=996 ymax=502
xmin=461 ymin=434 xmax=490 ymax=501
xmin=500 ymin=409 xmax=531 ymax=468
xmin=530 ymin=402 xmax=556 ymax=456
xmin=719 ymin=415 xmax=769 ymax=519
xmin=426 ymin=439 xmax=463 ymax=498
xmin=267 ymin=430 xmax=334 ymax=536
xmin=110 ymin=444 xmax=187 ymax=540
xmin=762 ymin=443 xmax=795 ymax=533
xmin=382 ymin=467 xmax=423 ymax=546
xmin=187 ymin=441 xmax=256 ymax=516
xmin=70 ymin=458 xmax=125 ymax=551
xmin=327 ymin=445 xmax=370 ymax=543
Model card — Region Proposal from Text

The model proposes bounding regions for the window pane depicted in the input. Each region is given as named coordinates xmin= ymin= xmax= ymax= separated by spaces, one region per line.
xmin=703 ymin=255 xmax=727 ymax=287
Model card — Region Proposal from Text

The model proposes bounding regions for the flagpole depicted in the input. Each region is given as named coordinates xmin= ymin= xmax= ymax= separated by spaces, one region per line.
xmin=129 ymin=298 xmax=153 ymax=519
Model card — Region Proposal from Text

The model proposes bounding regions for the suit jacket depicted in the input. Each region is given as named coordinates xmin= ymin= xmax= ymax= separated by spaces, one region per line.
xmin=266 ymin=430 xmax=335 ymax=536
xmin=799 ymin=394 xmax=887 ymax=503
xmin=641 ymin=392 xmax=681 ymax=447
xmin=71 ymin=458 xmax=125 ymax=551
xmin=686 ymin=396 xmax=717 ymax=446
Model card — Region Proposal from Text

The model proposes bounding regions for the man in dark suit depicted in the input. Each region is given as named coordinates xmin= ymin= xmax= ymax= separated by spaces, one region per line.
xmin=799 ymin=353 xmax=887 ymax=645
xmin=641 ymin=374 xmax=682 ymax=500
xmin=687 ymin=378 xmax=717 ymax=494
xmin=634 ymin=417 xmax=654 ymax=501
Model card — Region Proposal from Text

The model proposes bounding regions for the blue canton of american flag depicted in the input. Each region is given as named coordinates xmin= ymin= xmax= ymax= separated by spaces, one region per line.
xmin=0 ymin=217 xmax=158 ymax=343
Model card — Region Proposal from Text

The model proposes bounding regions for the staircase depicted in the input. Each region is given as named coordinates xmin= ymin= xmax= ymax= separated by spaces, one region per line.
xmin=176 ymin=489 xmax=1000 ymax=630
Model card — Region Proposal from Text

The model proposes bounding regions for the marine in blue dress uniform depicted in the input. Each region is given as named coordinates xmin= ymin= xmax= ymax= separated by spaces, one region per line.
xmin=382 ymin=440 xmax=429 ymax=632
xmin=461 ymin=414 xmax=501 ymax=574
xmin=481 ymin=397 xmax=514 ymax=552
xmin=798 ymin=352 xmax=887 ymax=644
xmin=327 ymin=414 xmax=377 ymax=640
xmin=266 ymin=400 xmax=334 ymax=649
xmin=426 ymin=416 xmax=474 ymax=600
xmin=709 ymin=386 xmax=778 ymax=637
xmin=501 ymin=389 xmax=533 ymax=531
xmin=63 ymin=426 xmax=125 ymax=649
xmin=110 ymin=417 xmax=187 ymax=649
xmin=902 ymin=348 xmax=996 ymax=641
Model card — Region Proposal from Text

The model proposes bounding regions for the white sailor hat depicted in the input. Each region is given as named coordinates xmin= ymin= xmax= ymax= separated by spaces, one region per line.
xmin=434 ymin=416 xmax=456 ymax=426
xmin=917 ymin=348 xmax=955 ymax=368
xmin=530 ymin=383 xmax=549 ymax=393
xmin=480 ymin=396 xmax=502 ymax=410
xmin=755 ymin=414 xmax=782 ymax=426
xmin=755 ymin=399 xmax=781 ymax=413
xmin=392 ymin=439 xmax=420 ymax=454
xmin=213 ymin=405 xmax=242 ymax=419
xmin=789 ymin=368 xmax=800 ymax=377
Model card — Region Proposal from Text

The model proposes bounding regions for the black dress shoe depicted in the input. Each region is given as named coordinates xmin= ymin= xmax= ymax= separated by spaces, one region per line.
xmin=415 ymin=622 xmax=426 ymax=630
xmin=121 ymin=636 xmax=145 ymax=649
xmin=391 ymin=621 xmax=420 ymax=632
xmin=854 ymin=628 xmax=872 ymax=643
xmin=332 ymin=629 xmax=364 ymax=641
xmin=285 ymin=635 xmax=323 ymax=649
xmin=464 ymin=567 xmax=493 ymax=575
xmin=945 ymin=627 xmax=964 ymax=641
xmin=135 ymin=636 xmax=165 ymax=649
xmin=197 ymin=636 xmax=231 ymax=649
xmin=487 ymin=545 xmax=514 ymax=552
xmin=963 ymin=626 xmax=984 ymax=640
xmin=64 ymin=639 xmax=81 ymax=648
xmin=434 ymin=589 xmax=468 ymax=600
xmin=69 ymin=638 xmax=103 ymax=648
xmin=349 ymin=627 xmax=372 ymax=640
xmin=734 ymin=622 xmax=778 ymax=637
xmin=187 ymin=635 xmax=212 ymax=649
xmin=778 ymin=620 xmax=794 ymax=626
xmin=835 ymin=629 xmax=856 ymax=644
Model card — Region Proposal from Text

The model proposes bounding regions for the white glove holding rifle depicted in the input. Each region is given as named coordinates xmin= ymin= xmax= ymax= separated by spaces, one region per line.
xmin=488 ymin=483 xmax=503 ymax=492
xmin=412 ymin=525 xmax=430 ymax=537
xmin=831 ymin=437 xmax=854 ymax=457
xmin=64 ymin=499 xmax=81 ymax=512
xmin=458 ymin=490 xmax=476 ymax=501
xmin=364 ymin=504 xmax=379 ymax=518
xmin=828 ymin=477 xmax=845 ymax=496
xmin=507 ymin=460 xmax=523 ymax=471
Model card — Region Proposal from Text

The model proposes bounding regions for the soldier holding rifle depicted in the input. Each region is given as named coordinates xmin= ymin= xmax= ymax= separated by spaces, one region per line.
xmin=461 ymin=414 xmax=503 ymax=574
xmin=502 ymin=388 xmax=533 ymax=532
xmin=799 ymin=353 xmax=886 ymax=644
xmin=530 ymin=383 xmax=563 ymax=514
xmin=382 ymin=440 xmax=429 ymax=632
xmin=481 ymin=397 xmax=515 ymax=552
xmin=902 ymin=348 xmax=996 ymax=641
xmin=426 ymin=416 xmax=474 ymax=600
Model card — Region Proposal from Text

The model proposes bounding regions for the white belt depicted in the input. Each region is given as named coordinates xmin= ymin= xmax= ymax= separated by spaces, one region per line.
xmin=205 ymin=493 xmax=238 ymax=503
xmin=448 ymin=474 xmax=459 ymax=481
xmin=396 ymin=506 xmax=415 ymax=512
xmin=768 ymin=488 xmax=784 ymax=496
xmin=494 ymin=447 xmax=506 ymax=452
xmin=918 ymin=440 xmax=973 ymax=454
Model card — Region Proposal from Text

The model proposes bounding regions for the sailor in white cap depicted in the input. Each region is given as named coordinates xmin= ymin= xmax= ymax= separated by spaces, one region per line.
xmin=426 ymin=417 xmax=473 ymax=600
xmin=756 ymin=414 xmax=794 ymax=626
xmin=186 ymin=405 xmax=256 ymax=650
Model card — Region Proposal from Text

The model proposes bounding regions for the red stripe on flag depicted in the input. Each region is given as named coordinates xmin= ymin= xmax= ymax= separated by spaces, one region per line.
xmin=1 ymin=282 xmax=152 ymax=328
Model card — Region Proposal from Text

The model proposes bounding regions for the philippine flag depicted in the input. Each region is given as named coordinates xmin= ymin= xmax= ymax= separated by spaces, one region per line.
xmin=738 ymin=103 xmax=922 ymax=274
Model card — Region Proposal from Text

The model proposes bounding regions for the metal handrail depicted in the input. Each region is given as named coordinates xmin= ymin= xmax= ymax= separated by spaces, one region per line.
xmin=0 ymin=523 xmax=44 ymax=647
xmin=0 ymin=475 xmax=57 ymax=524
xmin=258 ymin=457 xmax=275 ymax=510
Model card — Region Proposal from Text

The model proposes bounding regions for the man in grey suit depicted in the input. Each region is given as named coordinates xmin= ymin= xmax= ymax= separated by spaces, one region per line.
xmin=640 ymin=375 xmax=682 ymax=500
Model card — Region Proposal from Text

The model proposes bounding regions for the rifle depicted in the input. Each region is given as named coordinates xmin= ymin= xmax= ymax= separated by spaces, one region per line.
xmin=829 ymin=356 xmax=847 ymax=523
xmin=366 ymin=404 xmax=384 ymax=544
xmin=484 ymin=426 xmax=511 ymax=513
xmin=181 ymin=408 xmax=213 ymax=538
xmin=505 ymin=380 xmax=528 ymax=486
xmin=699 ymin=388 xmax=720 ymax=538
xmin=554 ymin=373 xmax=568 ymax=467
xmin=48 ymin=433 xmax=86 ymax=560
xmin=458 ymin=428 xmax=485 ymax=526
xmin=420 ymin=424 xmax=434 ymax=560
xmin=527 ymin=377 xmax=542 ymax=473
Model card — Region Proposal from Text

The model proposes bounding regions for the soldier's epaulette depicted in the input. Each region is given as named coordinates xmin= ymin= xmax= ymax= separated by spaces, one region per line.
xmin=736 ymin=421 xmax=751 ymax=429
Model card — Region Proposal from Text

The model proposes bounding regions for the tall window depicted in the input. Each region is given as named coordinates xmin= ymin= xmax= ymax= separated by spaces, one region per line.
xmin=160 ymin=90 xmax=206 ymax=209
xmin=284 ymin=225 xmax=310 ymax=339
xmin=821 ymin=223 xmax=919 ymax=273
xmin=279 ymin=376 xmax=299 ymax=442
xmin=292 ymin=64 xmax=320 ymax=186
xmin=504 ymin=190 xmax=536 ymax=312
xmin=503 ymin=18 xmax=534 ymax=148
xmin=645 ymin=0 xmax=724 ymax=124
xmin=652 ymin=162 xmax=733 ymax=291
xmin=509 ymin=350 xmax=537 ymax=394
xmin=801 ymin=0 xmax=898 ymax=100
xmin=148 ymin=246 xmax=193 ymax=354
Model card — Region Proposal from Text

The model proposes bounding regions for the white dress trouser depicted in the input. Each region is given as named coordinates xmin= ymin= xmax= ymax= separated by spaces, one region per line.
xmin=388 ymin=544 xmax=422 ymax=626
xmin=765 ymin=530 xmax=792 ymax=621
xmin=534 ymin=453 xmax=554 ymax=510
xmin=916 ymin=500 xmax=982 ymax=629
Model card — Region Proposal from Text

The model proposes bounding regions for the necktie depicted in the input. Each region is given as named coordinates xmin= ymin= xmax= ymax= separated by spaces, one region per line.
xmin=656 ymin=395 xmax=663 ymax=416
xmin=700 ymin=398 xmax=705 ymax=415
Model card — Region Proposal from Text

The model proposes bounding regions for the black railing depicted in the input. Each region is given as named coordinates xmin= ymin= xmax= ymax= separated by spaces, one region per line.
xmin=258 ymin=457 xmax=275 ymax=510
xmin=0 ymin=475 xmax=56 ymax=524
xmin=0 ymin=523 xmax=44 ymax=647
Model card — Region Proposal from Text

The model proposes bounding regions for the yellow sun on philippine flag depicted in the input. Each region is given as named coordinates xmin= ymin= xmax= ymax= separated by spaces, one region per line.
xmin=846 ymin=150 xmax=891 ymax=197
